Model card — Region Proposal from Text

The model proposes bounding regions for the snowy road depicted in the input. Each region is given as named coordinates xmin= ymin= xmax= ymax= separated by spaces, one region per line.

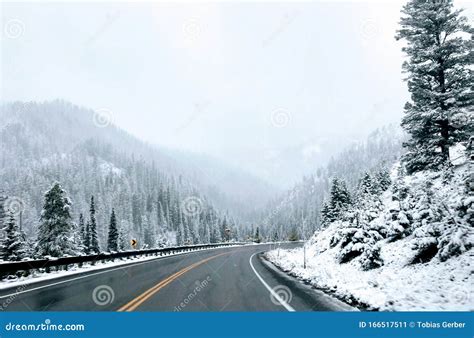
xmin=0 ymin=243 xmax=353 ymax=311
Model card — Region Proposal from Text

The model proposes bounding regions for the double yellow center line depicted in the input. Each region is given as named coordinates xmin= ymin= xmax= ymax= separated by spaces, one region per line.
xmin=118 ymin=251 xmax=229 ymax=312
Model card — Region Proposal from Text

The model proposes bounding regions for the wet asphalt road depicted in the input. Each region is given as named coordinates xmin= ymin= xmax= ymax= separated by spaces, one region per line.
xmin=0 ymin=243 xmax=354 ymax=312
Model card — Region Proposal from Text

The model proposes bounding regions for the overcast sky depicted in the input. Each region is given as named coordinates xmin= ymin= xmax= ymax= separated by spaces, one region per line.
xmin=1 ymin=1 xmax=472 ymax=186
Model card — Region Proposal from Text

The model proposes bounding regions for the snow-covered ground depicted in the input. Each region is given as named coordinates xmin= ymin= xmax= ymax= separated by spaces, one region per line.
xmin=267 ymin=164 xmax=473 ymax=311
xmin=267 ymin=235 xmax=472 ymax=311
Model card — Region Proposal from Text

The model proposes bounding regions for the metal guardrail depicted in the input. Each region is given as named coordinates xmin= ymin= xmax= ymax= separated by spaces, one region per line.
xmin=0 ymin=242 xmax=246 ymax=277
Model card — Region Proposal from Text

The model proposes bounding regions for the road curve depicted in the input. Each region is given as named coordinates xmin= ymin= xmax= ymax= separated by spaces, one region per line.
xmin=0 ymin=243 xmax=354 ymax=311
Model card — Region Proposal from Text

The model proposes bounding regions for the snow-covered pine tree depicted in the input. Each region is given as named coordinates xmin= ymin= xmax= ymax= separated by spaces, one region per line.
xmin=88 ymin=196 xmax=100 ymax=253
xmin=71 ymin=219 xmax=84 ymax=255
xmin=221 ymin=217 xmax=229 ymax=242
xmin=107 ymin=208 xmax=119 ymax=252
xmin=177 ymin=222 xmax=184 ymax=246
xmin=183 ymin=220 xmax=192 ymax=245
xmin=84 ymin=221 xmax=91 ymax=254
xmin=142 ymin=214 xmax=154 ymax=248
xmin=118 ymin=225 xmax=127 ymax=251
xmin=203 ymin=222 xmax=211 ymax=244
xmin=0 ymin=192 xmax=7 ymax=229
xmin=326 ymin=177 xmax=352 ymax=223
xmin=254 ymin=226 xmax=261 ymax=243
xmin=357 ymin=172 xmax=378 ymax=197
xmin=37 ymin=182 xmax=78 ymax=257
xmin=376 ymin=169 xmax=392 ymax=192
xmin=320 ymin=201 xmax=331 ymax=227
xmin=396 ymin=0 xmax=473 ymax=173
xmin=0 ymin=212 xmax=27 ymax=261
xmin=78 ymin=213 xmax=86 ymax=248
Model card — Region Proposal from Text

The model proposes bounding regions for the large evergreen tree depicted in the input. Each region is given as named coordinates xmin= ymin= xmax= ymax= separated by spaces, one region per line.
xmin=37 ymin=183 xmax=78 ymax=257
xmin=0 ymin=212 xmax=27 ymax=261
xmin=107 ymin=208 xmax=119 ymax=252
xmin=329 ymin=178 xmax=352 ymax=220
xmin=396 ymin=0 xmax=473 ymax=173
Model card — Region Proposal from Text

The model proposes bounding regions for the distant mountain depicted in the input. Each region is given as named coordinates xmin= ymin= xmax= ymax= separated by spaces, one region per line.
xmin=0 ymin=100 xmax=277 ymax=213
xmin=0 ymin=100 xmax=276 ymax=247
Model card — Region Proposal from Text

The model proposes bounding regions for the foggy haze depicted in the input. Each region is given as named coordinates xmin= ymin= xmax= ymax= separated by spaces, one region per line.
xmin=1 ymin=1 xmax=445 ymax=186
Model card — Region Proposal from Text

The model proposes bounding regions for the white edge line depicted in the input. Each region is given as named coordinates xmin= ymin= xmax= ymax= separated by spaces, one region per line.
xmin=0 ymin=245 xmax=242 ymax=299
xmin=249 ymin=252 xmax=295 ymax=312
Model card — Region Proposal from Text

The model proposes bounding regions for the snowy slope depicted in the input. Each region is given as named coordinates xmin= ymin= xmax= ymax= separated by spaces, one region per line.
xmin=267 ymin=163 xmax=473 ymax=311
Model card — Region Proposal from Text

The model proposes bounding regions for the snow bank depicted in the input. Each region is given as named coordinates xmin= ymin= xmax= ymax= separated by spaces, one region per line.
xmin=267 ymin=165 xmax=473 ymax=311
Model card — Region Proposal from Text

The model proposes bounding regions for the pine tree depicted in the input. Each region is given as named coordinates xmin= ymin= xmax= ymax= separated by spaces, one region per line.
xmin=221 ymin=217 xmax=229 ymax=241
xmin=107 ymin=208 xmax=119 ymax=252
xmin=84 ymin=221 xmax=91 ymax=254
xmin=37 ymin=183 xmax=77 ymax=257
xmin=396 ymin=0 xmax=473 ymax=173
xmin=118 ymin=225 xmax=127 ymax=251
xmin=78 ymin=213 xmax=87 ymax=252
xmin=324 ymin=177 xmax=353 ymax=224
xmin=358 ymin=172 xmax=377 ymax=196
xmin=203 ymin=222 xmax=211 ymax=243
xmin=0 ymin=212 xmax=27 ymax=261
xmin=376 ymin=169 xmax=392 ymax=192
xmin=0 ymin=193 xmax=7 ymax=229
xmin=142 ymin=214 xmax=154 ymax=248
xmin=320 ymin=200 xmax=331 ymax=226
xmin=179 ymin=222 xmax=186 ymax=245
xmin=288 ymin=227 xmax=299 ymax=241
xmin=254 ymin=226 xmax=261 ymax=243
xmin=88 ymin=196 xmax=100 ymax=253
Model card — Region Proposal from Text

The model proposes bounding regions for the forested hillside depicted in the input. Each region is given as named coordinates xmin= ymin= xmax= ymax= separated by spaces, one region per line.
xmin=0 ymin=100 xmax=264 ymax=257
xmin=257 ymin=125 xmax=405 ymax=241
